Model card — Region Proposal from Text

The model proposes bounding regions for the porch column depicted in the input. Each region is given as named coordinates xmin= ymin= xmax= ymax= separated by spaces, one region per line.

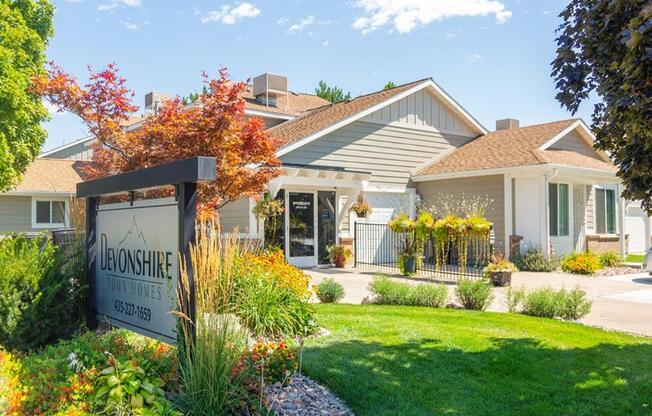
xmin=504 ymin=174 xmax=512 ymax=259
xmin=617 ymin=184 xmax=626 ymax=257
xmin=336 ymin=188 xmax=360 ymax=237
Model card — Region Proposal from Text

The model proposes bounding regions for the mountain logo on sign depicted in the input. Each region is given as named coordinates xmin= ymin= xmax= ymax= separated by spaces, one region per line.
xmin=118 ymin=216 xmax=148 ymax=245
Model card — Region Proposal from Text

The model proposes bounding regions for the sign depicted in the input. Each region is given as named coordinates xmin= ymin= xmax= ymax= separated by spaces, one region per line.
xmin=96 ymin=198 xmax=179 ymax=343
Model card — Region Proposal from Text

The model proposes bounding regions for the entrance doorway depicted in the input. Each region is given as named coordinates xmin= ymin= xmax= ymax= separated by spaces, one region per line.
xmin=286 ymin=192 xmax=317 ymax=268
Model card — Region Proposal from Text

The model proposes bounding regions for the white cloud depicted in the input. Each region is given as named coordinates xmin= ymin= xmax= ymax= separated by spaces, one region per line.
xmin=467 ymin=53 xmax=482 ymax=64
xmin=276 ymin=17 xmax=289 ymax=26
xmin=97 ymin=0 xmax=141 ymax=12
xmin=322 ymin=39 xmax=330 ymax=47
xmin=200 ymin=3 xmax=261 ymax=24
xmin=120 ymin=19 xmax=141 ymax=30
xmin=287 ymin=15 xmax=330 ymax=34
xmin=352 ymin=0 xmax=512 ymax=34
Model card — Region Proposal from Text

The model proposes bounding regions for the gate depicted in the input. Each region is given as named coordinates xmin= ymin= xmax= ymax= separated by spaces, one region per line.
xmin=354 ymin=222 xmax=491 ymax=280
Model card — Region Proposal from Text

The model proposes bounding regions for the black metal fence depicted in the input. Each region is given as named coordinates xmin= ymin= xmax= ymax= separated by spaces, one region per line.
xmin=354 ymin=222 xmax=493 ymax=280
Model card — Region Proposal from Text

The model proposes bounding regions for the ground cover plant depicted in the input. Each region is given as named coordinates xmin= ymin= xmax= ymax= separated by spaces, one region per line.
xmin=0 ymin=329 xmax=177 ymax=416
xmin=369 ymin=275 xmax=448 ymax=308
xmin=626 ymin=254 xmax=644 ymax=263
xmin=303 ymin=304 xmax=652 ymax=416
xmin=598 ymin=251 xmax=622 ymax=268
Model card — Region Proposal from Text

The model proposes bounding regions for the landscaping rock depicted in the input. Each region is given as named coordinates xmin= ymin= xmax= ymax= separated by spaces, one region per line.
xmin=264 ymin=374 xmax=354 ymax=416
xmin=596 ymin=266 xmax=643 ymax=277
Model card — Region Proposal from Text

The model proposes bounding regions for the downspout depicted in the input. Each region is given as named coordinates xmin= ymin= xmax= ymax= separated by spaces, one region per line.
xmin=543 ymin=169 xmax=559 ymax=258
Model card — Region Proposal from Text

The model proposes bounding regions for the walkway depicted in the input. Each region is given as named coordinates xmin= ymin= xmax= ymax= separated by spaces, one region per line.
xmin=306 ymin=268 xmax=652 ymax=337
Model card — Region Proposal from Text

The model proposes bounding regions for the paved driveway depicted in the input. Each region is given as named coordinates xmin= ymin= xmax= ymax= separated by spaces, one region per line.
xmin=306 ymin=268 xmax=652 ymax=337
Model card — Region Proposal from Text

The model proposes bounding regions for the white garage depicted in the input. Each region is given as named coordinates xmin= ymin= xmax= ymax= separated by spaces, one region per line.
xmin=625 ymin=202 xmax=651 ymax=254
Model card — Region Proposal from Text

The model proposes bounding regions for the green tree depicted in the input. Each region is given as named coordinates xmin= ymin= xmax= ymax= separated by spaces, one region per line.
xmin=0 ymin=0 xmax=54 ymax=192
xmin=315 ymin=80 xmax=351 ymax=104
xmin=383 ymin=81 xmax=397 ymax=90
xmin=551 ymin=1 xmax=652 ymax=212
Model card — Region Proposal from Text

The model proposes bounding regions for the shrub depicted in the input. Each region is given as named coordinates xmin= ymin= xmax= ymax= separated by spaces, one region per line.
xmin=233 ymin=270 xmax=317 ymax=338
xmin=455 ymin=279 xmax=494 ymax=311
xmin=503 ymin=286 xmax=526 ymax=313
xmin=522 ymin=287 xmax=564 ymax=318
xmin=558 ymin=287 xmax=592 ymax=320
xmin=512 ymin=247 xmax=557 ymax=272
xmin=0 ymin=329 xmax=177 ymax=416
xmin=316 ymin=278 xmax=345 ymax=303
xmin=520 ymin=286 xmax=592 ymax=320
xmin=561 ymin=251 xmax=601 ymax=275
xmin=245 ymin=249 xmax=311 ymax=299
xmin=0 ymin=234 xmax=86 ymax=351
xmin=598 ymin=251 xmax=622 ymax=268
xmin=369 ymin=275 xmax=448 ymax=308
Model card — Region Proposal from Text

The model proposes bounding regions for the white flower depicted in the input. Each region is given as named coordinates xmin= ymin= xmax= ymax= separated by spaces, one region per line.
xmin=67 ymin=352 xmax=84 ymax=372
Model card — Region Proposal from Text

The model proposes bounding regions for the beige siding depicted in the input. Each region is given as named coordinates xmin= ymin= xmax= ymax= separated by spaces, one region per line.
xmin=550 ymin=130 xmax=602 ymax=160
xmin=218 ymin=198 xmax=251 ymax=233
xmin=0 ymin=196 xmax=32 ymax=233
xmin=362 ymin=89 xmax=476 ymax=137
xmin=586 ymin=185 xmax=595 ymax=232
xmin=416 ymin=175 xmax=505 ymax=253
xmin=281 ymin=120 xmax=475 ymax=188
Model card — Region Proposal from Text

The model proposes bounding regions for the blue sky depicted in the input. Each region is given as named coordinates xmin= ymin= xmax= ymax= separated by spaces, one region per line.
xmin=42 ymin=0 xmax=597 ymax=151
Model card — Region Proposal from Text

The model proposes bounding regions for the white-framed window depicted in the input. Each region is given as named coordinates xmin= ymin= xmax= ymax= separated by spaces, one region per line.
xmin=595 ymin=187 xmax=616 ymax=234
xmin=549 ymin=183 xmax=569 ymax=237
xmin=31 ymin=198 xmax=68 ymax=229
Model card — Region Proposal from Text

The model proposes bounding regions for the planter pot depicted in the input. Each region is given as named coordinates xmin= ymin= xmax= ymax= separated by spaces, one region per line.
xmin=332 ymin=253 xmax=346 ymax=268
xmin=490 ymin=271 xmax=512 ymax=287
xmin=402 ymin=255 xmax=417 ymax=276
xmin=355 ymin=211 xmax=368 ymax=218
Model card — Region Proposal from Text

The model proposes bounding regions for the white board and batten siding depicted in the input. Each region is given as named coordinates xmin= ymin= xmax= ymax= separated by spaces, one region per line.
xmin=362 ymin=88 xmax=476 ymax=137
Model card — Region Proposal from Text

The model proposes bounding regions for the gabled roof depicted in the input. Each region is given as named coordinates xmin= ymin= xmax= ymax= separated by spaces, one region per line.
xmin=8 ymin=159 xmax=87 ymax=194
xmin=413 ymin=119 xmax=616 ymax=178
xmin=271 ymin=78 xmax=487 ymax=156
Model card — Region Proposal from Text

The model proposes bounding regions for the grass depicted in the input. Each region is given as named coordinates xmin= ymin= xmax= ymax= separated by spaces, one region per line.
xmin=303 ymin=304 xmax=652 ymax=416
xmin=626 ymin=254 xmax=645 ymax=263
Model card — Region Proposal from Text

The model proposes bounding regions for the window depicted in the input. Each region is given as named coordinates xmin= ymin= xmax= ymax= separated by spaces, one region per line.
xmin=549 ymin=183 xmax=569 ymax=236
xmin=33 ymin=199 xmax=66 ymax=227
xmin=595 ymin=188 xmax=616 ymax=234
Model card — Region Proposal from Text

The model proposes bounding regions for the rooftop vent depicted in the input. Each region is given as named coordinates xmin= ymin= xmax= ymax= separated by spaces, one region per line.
xmin=496 ymin=118 xmax=520 ymax=130
xmin=252 ymin=73 xmax=288 ymax=108
xmin=144 ymin=91 xmax=172 ymax=113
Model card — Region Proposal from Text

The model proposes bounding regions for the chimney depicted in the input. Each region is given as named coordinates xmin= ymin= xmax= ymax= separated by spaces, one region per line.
xmin=144 ymin=91 xmax=172 ymax=113
xmin=496 ymin=118 xmax=520 ymax=130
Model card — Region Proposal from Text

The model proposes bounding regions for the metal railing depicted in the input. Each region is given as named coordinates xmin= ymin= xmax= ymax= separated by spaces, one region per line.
xmin=354 ymin=222 xmax=492 ymax=280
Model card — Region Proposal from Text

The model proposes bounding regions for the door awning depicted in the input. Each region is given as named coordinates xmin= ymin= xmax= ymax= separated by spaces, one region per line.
xmin=267 ymin=164 xmax=371 ymax=197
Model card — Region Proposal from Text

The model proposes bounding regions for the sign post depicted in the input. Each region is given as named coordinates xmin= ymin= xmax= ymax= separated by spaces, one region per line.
xmin=77 ymin=157 xmax=216 ymax=345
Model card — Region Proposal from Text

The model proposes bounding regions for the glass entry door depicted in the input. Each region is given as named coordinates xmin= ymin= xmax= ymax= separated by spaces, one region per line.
xmin=286 ymin=192 xmax=317 ymax=267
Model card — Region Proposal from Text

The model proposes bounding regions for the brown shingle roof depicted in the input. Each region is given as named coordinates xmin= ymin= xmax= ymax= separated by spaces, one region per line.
xmin=415 ymin=119 xmax=616 ymax=176
xmin=270 ymin=79 xmax=430 ymax=148
xmin=240 ymin=87 xmax=329 ymax=116
xmin=12 ymin=159 xmax=86 ymax=194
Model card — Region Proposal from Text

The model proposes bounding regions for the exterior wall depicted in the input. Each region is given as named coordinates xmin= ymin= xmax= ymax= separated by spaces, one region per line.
xmin=218 ymin=198 xmax=252 ymax=233
xmin=416 ymin=175 xmax=505 ymax=254
xmin=585 ymin=185 xmax=595 ymax=232
xmin=586 ymin=234 xmax=629 ymax=254
xmin=42 ymin=140 xmax=94 ymax=160
xmin=549 ymin=130 xmax=602 ymax=160
xmin=513 ymin=177 xmax=544 ymax=251
xmin=281 ymin=120 xmax=475 ymax=189
xmin=361 ymin=88 xmax=476 ymax=137
xmin=0 ymin=196 xmax=32 ymax=234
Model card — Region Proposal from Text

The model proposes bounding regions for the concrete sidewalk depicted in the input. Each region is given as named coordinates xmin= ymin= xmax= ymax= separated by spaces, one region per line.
xmin=306 ymin=268 xmax=652 ymax=337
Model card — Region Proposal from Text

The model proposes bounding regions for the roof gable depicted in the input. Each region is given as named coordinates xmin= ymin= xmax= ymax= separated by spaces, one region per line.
xmin=272 ymin=78 xmax=487 ymax=157
xmin=413 ymin=119 xmax=616 ymax=178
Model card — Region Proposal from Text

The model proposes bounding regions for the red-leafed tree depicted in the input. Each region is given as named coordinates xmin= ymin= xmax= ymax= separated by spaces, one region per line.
xmin=33 ymin=64 xmax=281 ymax=215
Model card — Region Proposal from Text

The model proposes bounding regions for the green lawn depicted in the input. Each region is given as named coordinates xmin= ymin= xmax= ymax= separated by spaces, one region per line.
xmin=303 ymin=304 xmax=652 ymax=416
xmin=626 ymin=254 xmax=645 ymax=263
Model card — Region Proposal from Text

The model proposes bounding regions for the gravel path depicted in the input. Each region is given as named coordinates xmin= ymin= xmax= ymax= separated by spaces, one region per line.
xmin=264 ymin=374 xmax=354 ymax=416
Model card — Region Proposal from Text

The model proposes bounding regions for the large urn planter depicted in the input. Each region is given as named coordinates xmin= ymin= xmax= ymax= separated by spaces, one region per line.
xmin=489 ymin=271 xmax=512 ymax=287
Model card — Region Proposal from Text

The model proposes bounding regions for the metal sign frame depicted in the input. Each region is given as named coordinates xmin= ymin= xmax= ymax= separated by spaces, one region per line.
xmin=77 ymin=156 xmax=216 ymax=344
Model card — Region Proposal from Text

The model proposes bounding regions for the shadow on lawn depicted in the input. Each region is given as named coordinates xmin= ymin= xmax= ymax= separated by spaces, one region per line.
xmin=302 ymin=337 xmax=652 ymax=416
